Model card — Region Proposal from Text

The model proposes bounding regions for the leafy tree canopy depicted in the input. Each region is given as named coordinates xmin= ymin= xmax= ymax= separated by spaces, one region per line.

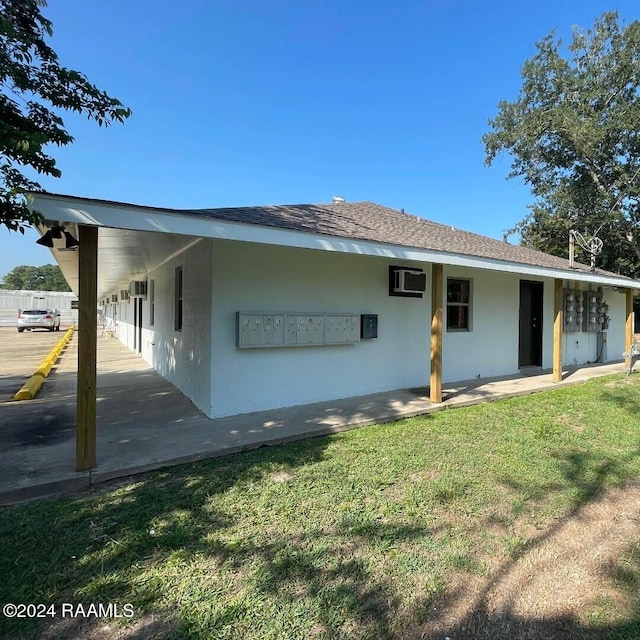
xmin=0 ymin=263 xmax=70 ymax=291
xmin=0 ymin=0 xmax=131 ymax=233
xmin=483 ymin=11 xmax=640 ymax=278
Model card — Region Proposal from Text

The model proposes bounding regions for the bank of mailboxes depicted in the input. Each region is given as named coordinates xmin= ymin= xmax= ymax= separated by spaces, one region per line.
xmin=237 ymin=312 xmax=362 ymax=348
xmin=563 ymin=289 xmax=608 ymax=333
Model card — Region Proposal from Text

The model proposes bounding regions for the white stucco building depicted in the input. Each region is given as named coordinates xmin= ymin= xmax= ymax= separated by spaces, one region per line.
xmin=32 ymin=193 xmax=639 ymax=419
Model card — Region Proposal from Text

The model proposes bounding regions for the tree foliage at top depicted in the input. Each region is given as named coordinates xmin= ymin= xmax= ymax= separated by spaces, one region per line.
xmin=0 ymin=0 xmax=131 ymax=233
xmin=483 ymin=11 xmax=640 ymax=277
xmin=0 ymin=263 xmax=70 ymax=290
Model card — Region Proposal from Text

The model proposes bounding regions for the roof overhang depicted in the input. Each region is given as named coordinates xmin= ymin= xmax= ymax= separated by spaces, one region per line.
xmin=31 ymin=192 xmax=640 ymax=295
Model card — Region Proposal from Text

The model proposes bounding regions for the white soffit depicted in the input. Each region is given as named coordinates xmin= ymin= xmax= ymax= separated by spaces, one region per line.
xmin=95 ymin=229 xmax=202 ymax=299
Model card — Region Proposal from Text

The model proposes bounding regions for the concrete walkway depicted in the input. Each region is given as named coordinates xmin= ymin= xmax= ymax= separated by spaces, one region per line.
xmin=0 ymin=332 xmax=631 ymax=505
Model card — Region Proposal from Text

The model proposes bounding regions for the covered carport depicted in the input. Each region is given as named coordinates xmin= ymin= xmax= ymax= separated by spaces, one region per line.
xmin=31 ymin=197 xmax=208 ymax=471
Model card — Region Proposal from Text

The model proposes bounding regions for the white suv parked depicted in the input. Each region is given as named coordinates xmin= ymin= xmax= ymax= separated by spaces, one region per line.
xmin=17 ymin=309 xmax=61 ymax=332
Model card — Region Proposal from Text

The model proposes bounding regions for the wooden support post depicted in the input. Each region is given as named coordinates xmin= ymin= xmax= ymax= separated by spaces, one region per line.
xmin=430 ymin=263 xmax=443 ymax=403
xmin=553 ymin=279 xmax=563 ymax=383
xmin=626 ymin=288 xmax=634 ymax=370
xmin=76 ymin=225 xmax=98 ymax=471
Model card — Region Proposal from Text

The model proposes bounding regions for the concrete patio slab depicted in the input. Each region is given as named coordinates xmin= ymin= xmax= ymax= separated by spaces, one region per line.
xmin=0 ymin=327 xmax=631 ymax=505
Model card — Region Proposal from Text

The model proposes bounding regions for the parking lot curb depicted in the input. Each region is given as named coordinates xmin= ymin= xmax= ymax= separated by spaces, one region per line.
xmin=13 ymin=328 xmax=75 ymax=401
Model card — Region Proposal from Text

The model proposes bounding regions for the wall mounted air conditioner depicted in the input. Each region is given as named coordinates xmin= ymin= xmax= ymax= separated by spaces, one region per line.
xmin=129 ymin=280 xmax=147 ymax=299
xmin=391 ymin=267 xmax=426 ymax=294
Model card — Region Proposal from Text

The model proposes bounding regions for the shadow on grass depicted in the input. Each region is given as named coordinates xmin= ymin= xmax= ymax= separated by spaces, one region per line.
xmin=421 ymin=603 xmax=640 ymax=640
xmin=0 ymin=432 xmax=439 ymax=639
xmin=420 ymin=445 xmax=640 ymax=640
xmin=419 ymin=532 xmax=640 ymax=640
xmin=2 ymin=388 xmax=640 ymax=639
xmin=599 ymin=385 xmax=640 ymax=416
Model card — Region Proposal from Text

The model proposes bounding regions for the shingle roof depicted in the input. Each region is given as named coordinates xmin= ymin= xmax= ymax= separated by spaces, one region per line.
xmin=35 ymin=192 xmax=634 ymax=280
xmin=190 ymin=200 xmax=622 ymax=277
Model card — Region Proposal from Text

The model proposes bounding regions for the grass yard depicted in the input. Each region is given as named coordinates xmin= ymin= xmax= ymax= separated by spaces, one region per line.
xmin=1 ymin=373 xmax=640 ymax=639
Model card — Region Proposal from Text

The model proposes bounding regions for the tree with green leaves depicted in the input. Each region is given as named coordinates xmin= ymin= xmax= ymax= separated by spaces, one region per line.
xmin=0 ymin=0 xmax=131 ymax=233
xmin=0 ymin=263 xmax=70 ymax=290
xmin=483 ymin=11 xmax=640 ymax=277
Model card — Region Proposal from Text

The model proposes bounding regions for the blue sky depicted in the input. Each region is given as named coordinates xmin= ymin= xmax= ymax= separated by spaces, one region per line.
xmin=1 ymin=0 xmax=638 ymax=278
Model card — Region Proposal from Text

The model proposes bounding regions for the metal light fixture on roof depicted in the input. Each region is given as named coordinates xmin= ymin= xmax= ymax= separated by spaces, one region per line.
xmin=35 ymin=225 xmax=78 ymax=251
xmin=35 ymin=226 xmax=63 ymax=247
xmin=35 ymin=230 xmax=54 ymax=247
xmin=60 ymin=230 xmax=79 ymax=251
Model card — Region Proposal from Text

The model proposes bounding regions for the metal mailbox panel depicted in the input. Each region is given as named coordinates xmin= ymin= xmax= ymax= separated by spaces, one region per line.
xmin=238 ymin=313 xmax=252 ymax=347
xmin=263 ymin=315 xmax=274 ymax=346
xmin=348 ymin=316 xmax=360 ymax=341
xmin=325 ymin=316 xmax=340 ymax=344
xmin=272 ymin=315 xmax=285 ymax=345
xmin=249 ymin=315 xmax=264 ymax=346
xmin=296 ymin=315 xmax=325 ymax=345
xmin=239 ymin=312 xmax=359 ymax=348
xmin=325 ymin=315 xmax=347 ymax=344
xmin=285 ymin=316 xmax=298 ymax=345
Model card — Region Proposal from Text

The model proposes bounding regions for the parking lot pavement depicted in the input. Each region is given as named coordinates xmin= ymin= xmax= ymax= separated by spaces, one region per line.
xmin=0 ymin=326 xmax=72 ymax=403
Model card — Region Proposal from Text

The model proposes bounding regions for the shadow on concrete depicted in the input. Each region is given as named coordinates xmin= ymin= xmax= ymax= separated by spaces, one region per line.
xmin=1 ymin=404 xmax=75 ymax=449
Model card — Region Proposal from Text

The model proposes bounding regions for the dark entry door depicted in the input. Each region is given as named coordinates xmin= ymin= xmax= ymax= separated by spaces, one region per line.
xmin=137 ymin=298 xmax=143 ymax=354
xmin=133 ymin=298 xmax=143 ymax=354
xmin=519 ymin=281 xmax=543 ymax=367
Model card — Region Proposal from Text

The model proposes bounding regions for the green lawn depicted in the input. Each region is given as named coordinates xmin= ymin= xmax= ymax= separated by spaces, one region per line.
xmin=2 ymin=374 xmax=640 ymax=639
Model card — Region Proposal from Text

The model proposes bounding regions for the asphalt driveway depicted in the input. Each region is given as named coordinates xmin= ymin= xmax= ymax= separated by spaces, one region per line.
xmin=0 ymin=326 xmax=77 ymax=448
xmin=0 ymin=326 xmax=68 ymax=402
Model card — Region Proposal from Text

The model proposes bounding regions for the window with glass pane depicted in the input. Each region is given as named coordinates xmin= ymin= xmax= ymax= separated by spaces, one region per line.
xmin=447 ymin=279 xmax=471 ymax=331
xmin=149 ymin=279 xmax=155 ymax=326
xmin=174 ymin=267 xmax=183 ymax=331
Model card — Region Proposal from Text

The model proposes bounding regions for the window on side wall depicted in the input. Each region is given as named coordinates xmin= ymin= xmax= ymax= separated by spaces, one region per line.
xmin=149 ymin=279 xmax=155 ymax=326
xmin=447 ymin=278 xmax=472 ymax=331
xmin=174 ymin=267 xmax=183 ymax=331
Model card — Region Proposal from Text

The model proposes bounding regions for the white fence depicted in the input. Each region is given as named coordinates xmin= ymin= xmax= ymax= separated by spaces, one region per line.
xmin=0 ymin=289 xmax=78 ymax=327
